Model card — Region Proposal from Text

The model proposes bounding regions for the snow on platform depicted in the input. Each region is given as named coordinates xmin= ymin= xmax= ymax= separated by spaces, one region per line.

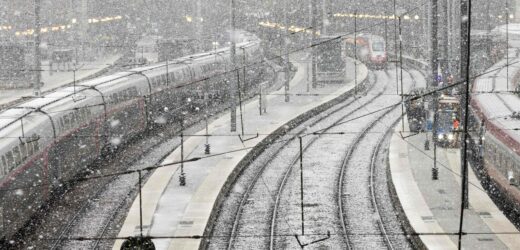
xmin=389 ymin=118 xmax=520 ymax=250
xmin=112 ymin=54 xmax=368 ymax=250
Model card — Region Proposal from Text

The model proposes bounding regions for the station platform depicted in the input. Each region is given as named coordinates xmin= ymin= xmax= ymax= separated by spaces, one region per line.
xmin=0 ymin=54 xmax=122 ymax=107
xmin=389 ymin=118 xmax=520 ymax=249
xmin=112 ymin=54 xmax=368 ymax=249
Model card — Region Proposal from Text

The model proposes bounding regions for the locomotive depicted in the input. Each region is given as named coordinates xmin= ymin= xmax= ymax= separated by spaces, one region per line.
xmin=0 ymin=31 xmax=264 ymax=243
xmin=344 ymin=33 xmax=387 ymax=69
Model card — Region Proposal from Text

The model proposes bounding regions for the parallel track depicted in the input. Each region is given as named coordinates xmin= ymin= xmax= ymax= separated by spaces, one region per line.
xmin=215 ymin=67 xmax=423 ymax=249
xmin=226 ymin=72 xmax=377 ymax=250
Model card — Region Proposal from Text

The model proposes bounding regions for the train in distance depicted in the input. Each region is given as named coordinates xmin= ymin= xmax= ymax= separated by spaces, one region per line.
xmin=316 ymin=33 xmax=387 ymax=83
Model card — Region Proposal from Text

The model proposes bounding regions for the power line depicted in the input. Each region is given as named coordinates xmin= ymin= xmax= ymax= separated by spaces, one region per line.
xmin=33 ymin=230 xmax=520 ymax=242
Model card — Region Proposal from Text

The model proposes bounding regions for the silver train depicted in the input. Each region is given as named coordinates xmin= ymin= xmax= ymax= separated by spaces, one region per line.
xmin=0 ymin=31 xmax=264 ymax=242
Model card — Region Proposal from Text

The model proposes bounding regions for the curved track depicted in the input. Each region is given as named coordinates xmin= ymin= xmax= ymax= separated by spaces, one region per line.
xmin=209 ymin=67 xmax=425 ymax=249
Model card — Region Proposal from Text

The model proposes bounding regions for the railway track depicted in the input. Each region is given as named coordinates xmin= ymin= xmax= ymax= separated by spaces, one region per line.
xmin=208 ymin=67 xmax=425 ymax=249
xmin=338 ymin=70 xmax=421 ymax=248
xmin=222 ymin=71 xmax=377 ymax=250
xmin=17 ymin=121 xmax=183 ymax=250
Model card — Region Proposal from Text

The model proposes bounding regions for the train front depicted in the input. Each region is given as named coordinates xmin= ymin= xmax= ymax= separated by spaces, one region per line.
xmin=435 ymin=109 xmax=460 ymax=147
xmin=369 ymin=37 xmax=387 ymax=69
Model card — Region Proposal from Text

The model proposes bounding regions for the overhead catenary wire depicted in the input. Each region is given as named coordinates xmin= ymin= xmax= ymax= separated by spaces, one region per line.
xmin=37 ymin=230 xmax=520 ymax=242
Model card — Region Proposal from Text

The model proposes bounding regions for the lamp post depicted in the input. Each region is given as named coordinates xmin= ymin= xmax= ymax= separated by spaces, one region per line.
xmin=354 ymin=11 xmax=357 ymax=95
xmin=230 ymin=0 xmax=238 ymax=132
xmin=179 ymin=97 xmax=191 ymax=186
xmin=179 ymin=130 xmax=186 ymax=186
xmin=283 ymin=0 xmax=290 ymax=102
xmin=33 ymin=0 xmax=42 ymax=97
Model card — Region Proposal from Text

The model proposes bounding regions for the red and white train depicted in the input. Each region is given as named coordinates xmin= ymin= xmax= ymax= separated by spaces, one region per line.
xmin=471 ymin=57 xmax=520 ymax=215
xmin=344 ymin=33 xmax=387 ymax=69
xmin=0 ymin=31 xmax=264 ymax=244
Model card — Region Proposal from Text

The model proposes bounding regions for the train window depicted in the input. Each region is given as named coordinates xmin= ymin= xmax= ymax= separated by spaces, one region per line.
xmin=59 ymin=118 xmax=64 ymax=130
xmin=32 ymin=137 xmax=40 ymax=152
xmin=5 ymin=152 xmax=14 ymax=171
xmin=113 ymin=93 xmax=119 ymax=103
xmin=12 ymin=146 xmax=21 ymax=166
xmin=64 ymin=115 xmax=71 ymax=129
xmin=0 ymin=155 xmax=6 ymax=176
xmin=79 ymin=109 xmax=86 ymax=122
xmin=72 ymin=112 xmax=77 ymax=126
xmin=20 ymin=143 xmax=28 ymax=161
xmin=27 ymin=139 xmax=34 ymax=156
xmin=161 ymin=75 xmax=167 ymax=84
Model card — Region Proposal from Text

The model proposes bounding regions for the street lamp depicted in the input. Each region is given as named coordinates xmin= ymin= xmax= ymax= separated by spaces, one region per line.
xmin=179 ymin=97 xmax=191 ymax=186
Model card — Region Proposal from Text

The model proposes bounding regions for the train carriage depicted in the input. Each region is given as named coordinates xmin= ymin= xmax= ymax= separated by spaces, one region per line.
xmin=0 ymin=31 xmax=264 ymax=244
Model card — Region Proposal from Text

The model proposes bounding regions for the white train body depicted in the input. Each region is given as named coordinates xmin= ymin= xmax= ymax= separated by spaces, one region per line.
xmin=0 ymin=31 xmax=263 ymax=242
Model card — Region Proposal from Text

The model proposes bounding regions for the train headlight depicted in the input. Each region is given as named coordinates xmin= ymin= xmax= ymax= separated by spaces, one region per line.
xmin=448 ymin=133 xmax=454 ymax=141
xmin=438 ymin=133 xmax=444 ymax=140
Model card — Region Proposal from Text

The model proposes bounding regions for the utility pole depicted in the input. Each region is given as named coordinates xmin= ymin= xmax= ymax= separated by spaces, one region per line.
xmin=33 ymin=0 xmax=42 ymax=97
xmin=311 ymin=0 xmax=318 ymax=89
xmin=458 ymin=0 xmax=472 ymax=247
xmin=322 ymin=0 xmax=328 ymax=35
xmin=230 ymin=0 xmax=237 ymax=132
xmin=196 ymin=0 xmax=203 ymax=52
xmin=399 ymin=17 xmax=405 ymax=132
xmin=459 ymin=0 xmax=470 ymax=210
xmin=506 ymin=0 xmax=510 ymax=91
xmin=393 ymin=0 xmax=399 ymax=95
xmin=432 ymin=0 xmax=440 ymax=180
xmin=284 ymin=0 xmax=290 ymax=102
xmin=442 ymin=0 xmax=450 ymax=73
xmin=354 ymin=11 xmax=357 ymax=95
xmin=431 ymin=0 xmax=439 ymax=87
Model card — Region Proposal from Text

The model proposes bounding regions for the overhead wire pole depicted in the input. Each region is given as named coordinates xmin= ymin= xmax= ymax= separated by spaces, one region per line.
xmin=393 ymin=0 xmax=399 ymax=95
xmin=399 ymin=17 xmax=405 ymax=132
xmin=459 ymin=0 xmax=470 ymax=211
xmin=442 ymin=0 xmax=450 ymax=73
xmin=33 ymin=0 xmax=42 ymax=97
xmin=284 ymin=0 xmax=290 ymax=102
xmin=196 ymin=0 xmax=203 ymax=52
xmin=311 ymin=0 xmax=318 ymax=89
xmin=458 ymin=0 xmax=472 ymax=247
xmin=506 ymin=0 xmax=510 ymax=91
xmin=431 ymin=0 xmax=440 ymax=180
xmin=354 ymin=11 xmax=357 ymax=95
xmin=230 ymin=0 xmax=237 ymax=132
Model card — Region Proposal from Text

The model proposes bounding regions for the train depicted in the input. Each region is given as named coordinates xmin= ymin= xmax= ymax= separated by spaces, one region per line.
xmin=344 ymin=33 xmax=387 ymax=69
xmin=435 ymin=95 xmax=461 ymax=147
xmin=0 ymin=31 xmax=265 ymax=243
xmin=471 ymin=57 xmax=520 ymax=222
